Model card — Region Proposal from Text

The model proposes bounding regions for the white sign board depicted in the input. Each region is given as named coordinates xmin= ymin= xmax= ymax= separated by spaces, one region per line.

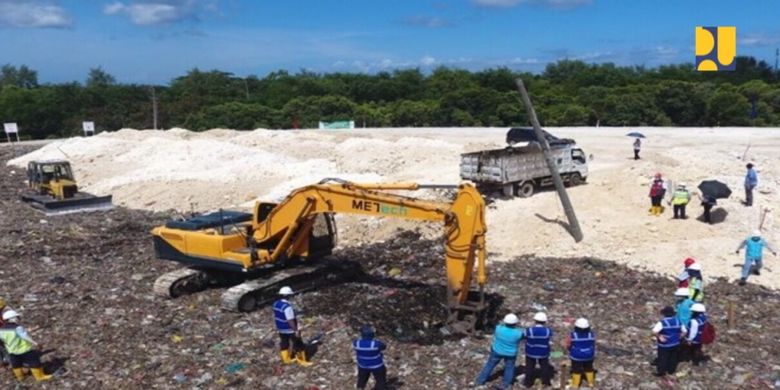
xmin=83 ymin=121 xmax=95 ymax=135
xmin=4 ymin=123 xmax=18 ymax=134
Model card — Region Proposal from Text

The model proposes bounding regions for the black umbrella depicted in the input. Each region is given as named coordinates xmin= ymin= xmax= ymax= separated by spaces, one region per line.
xmin=626 ymin=132 xmax=646 ymax=138
xmin=698 ymin=180 xmax=732 ymax=199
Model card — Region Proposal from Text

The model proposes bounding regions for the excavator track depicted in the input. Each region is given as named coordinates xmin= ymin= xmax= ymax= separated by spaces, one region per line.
xmin=153 ymin=268 xmax=213 ymax=298
xmin=221 ymin=261 xmax=359 ymax=312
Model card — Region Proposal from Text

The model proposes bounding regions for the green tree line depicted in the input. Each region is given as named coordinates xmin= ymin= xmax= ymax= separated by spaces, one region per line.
xmin=1 ymin=57 xmax=779 ymax=139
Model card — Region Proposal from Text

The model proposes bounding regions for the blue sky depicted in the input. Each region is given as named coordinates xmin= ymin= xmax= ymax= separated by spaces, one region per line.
xmin=1 ymin=0 xmax=779 ymax=84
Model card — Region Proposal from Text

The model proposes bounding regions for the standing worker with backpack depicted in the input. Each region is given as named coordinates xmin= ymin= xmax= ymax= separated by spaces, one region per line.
xmin=648 ymin=173 xmax=667 ymax=216
xmin=684 ymin=304 xmax=709 ymax=366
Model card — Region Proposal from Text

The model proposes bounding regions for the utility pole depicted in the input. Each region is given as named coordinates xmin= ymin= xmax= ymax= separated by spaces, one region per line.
xmin=775 ymin=48 xmax=778 ymax=76
xmin=515 ymin=78 xmax=584 ymax=242
xmin=243 ymin=78 xmax=250 ymax=100
xmin=151 ymin=86 xmax=158 ymax=130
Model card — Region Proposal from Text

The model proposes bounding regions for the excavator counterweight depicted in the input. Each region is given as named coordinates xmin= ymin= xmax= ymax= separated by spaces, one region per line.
xmin=151 ymin=179 xmax=488 ymax=332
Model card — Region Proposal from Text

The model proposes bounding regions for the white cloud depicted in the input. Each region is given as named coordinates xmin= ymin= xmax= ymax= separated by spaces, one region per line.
xmin=472 ymin=0 xmax=592 ymax=9
xmin=421 ymin=55 xmax=437 ymax=66
xmin=509 ymin=57 xmax=540 ymax=64
xmin=738 ymin=33 xmax=780 ymax=47
xmin=103 ymin=0 xmax=219 ymax=26
xmin=0 ymin=1 xmax=71 ymax=28
xmin=402 ymin=15 xmax=452 ymax=28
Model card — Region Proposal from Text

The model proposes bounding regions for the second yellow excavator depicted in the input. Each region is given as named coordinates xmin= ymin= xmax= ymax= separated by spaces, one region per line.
xmin=151 ymin=179 xmax=488 ymax=330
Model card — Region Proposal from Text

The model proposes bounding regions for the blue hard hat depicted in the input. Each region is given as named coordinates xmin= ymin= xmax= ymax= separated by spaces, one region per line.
xmin=360 ymin=324 xmax=374 ymax=338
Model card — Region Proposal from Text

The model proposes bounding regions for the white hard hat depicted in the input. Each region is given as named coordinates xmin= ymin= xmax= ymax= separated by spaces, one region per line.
xmin=674 ymin=287 xmax=690 ymax=297
xmin=503 ymin=313 xmax=519 ymax=325
xmin=752 ymin=230 xmax=762 ymax=237
xmin=533 ymin=312 xmax=548 ymax=323
xmin=278 ymin=286 xmax=294 ymax=296
xmin=574 ymin=318 xmax=590 ymax=329
xmin=2 ymin=310 xmax=19 ymax=321
xmin=678 ymin=182 xmax=687 ymax=188
xmin=691 ymin=303 xmax=706 ymax=313
xmin=688 ymin=262 xmax=702 ymax=271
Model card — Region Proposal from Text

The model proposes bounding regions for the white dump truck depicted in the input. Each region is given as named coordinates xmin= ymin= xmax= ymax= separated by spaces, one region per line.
xmin=460 ymin=128 xmax=588 ymax=198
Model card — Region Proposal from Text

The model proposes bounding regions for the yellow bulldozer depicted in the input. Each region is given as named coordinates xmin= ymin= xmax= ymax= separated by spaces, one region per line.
xmin=21 ymin=160 xmax=113 ymax=215
xmin=152 ymin=178 xmax=488 ymax=332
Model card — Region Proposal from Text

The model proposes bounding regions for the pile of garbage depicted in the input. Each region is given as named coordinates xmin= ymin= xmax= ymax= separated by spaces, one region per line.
xmin=1 ymin=145 xmax=779 ymax=389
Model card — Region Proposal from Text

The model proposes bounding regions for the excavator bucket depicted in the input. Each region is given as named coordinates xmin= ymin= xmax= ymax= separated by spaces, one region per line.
xmin=21 ymin=192 xmax=114 ymax=216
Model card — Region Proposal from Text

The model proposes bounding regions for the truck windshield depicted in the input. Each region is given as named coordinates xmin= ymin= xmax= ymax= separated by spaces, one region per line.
xmin=571 ymin=149 xmax=586 ymax=164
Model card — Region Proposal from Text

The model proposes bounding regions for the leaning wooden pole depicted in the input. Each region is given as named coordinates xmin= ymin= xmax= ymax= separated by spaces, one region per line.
xmin=515 ymin=78 xmax=584 ymax=242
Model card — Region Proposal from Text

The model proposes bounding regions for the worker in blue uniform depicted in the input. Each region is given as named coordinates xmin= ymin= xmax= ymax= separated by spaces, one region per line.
xmin=352 ymin=324 xmax=387 ymax=390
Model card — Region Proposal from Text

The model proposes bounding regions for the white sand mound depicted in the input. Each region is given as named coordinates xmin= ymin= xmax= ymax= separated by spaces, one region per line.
xmin=8 ymin=126 xmax=780 ymax=289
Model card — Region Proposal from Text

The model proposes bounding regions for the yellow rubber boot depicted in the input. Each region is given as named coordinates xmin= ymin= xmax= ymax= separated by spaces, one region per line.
xmin=31 ymin=367 xmax=52 ymax=382
xmin=585 ymin=371 xmax=595 ymax=387
xmin=280 ymin=350 xmax=294 ymax=364
xmin=571 ymin=373 xmax=582 ymax=388
xmin=295 ymin=351 xmax=313 ymax=367
xmin=12 ymin=368 xmax=25 ymax=381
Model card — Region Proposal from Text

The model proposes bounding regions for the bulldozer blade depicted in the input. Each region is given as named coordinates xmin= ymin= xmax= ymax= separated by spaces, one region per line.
xmin=21 ymin=193 xmax=114 ymax=216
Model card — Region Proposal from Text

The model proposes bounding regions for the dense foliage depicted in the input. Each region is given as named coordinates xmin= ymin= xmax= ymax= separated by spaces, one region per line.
xmin=1 ymin=57 xmax=779 ymax=138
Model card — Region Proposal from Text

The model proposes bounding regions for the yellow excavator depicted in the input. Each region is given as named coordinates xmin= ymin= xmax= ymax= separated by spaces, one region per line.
xmin=21 ymin=160 xmax=113 ymax=215
xmin=152 ymin=178 xmax=488 ymax=331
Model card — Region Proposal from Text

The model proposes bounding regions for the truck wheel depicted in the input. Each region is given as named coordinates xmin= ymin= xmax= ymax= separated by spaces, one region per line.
xmin=570 ymin=173 xmax=583 ymax=186
xmin=517 ymin=182 xmax=535 ymax=198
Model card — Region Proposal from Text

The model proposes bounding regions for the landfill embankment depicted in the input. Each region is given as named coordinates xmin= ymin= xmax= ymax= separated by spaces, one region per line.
xmin=1 ymin=144 xmax=779 ymax=389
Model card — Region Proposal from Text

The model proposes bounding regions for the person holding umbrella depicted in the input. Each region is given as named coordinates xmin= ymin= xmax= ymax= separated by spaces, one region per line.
xmin=698 ymin=193 xmax=717 ymax=224
xmin=697 ymin=180 xmax=732 ymax=224
xmin=633 ymin=138 xmax=641 ymax=160
xmin=627 ymin=132 xmax=645 ymax=160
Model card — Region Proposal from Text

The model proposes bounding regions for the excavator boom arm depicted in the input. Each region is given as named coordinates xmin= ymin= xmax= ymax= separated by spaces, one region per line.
xmin=250 ymin=181 xmax=487 ymax=307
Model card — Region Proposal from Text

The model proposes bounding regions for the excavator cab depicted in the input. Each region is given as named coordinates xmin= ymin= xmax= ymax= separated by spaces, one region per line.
xmin=253 ymin=201 xmax=337 ymax=256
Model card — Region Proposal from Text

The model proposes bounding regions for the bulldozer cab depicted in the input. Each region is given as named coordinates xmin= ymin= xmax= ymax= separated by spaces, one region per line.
xmin=28 ymin=160 xmax=75 ymax=184
xmin=27 ymin=160 xmax=77 ymax=199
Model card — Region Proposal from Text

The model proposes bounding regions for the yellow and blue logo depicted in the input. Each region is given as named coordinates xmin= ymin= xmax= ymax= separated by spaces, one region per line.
xmin=695 ymin=26 xmax=736 ymax=71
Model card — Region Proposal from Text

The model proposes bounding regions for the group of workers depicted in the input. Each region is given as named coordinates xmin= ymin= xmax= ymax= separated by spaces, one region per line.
xmin=646 ymin=160 xmax=763 ymax=223
xmin=272 ymin=286 xmax=388 ymax=389
xmin=0 ymin=298 xmax=52 ymax=382
xmin=474 ymin=312 xmax=595 ymax=389
xmin=652 ymin=257 xmax=710 ymax=381
xmin=647 ymin=163 xmax=777 ymax=285
xmin=647 ymin=173 xmax=696 ymax=220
